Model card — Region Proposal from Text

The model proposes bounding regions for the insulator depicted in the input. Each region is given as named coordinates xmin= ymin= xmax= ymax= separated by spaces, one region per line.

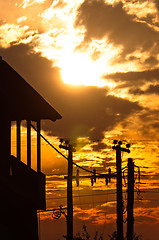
xmin=118 ymin=140 xmax=122 ymax=146
xmin=126 ymin=143 xmax=130 ymax=148
xmin=93 ymin=169 xmax=96 ymax=183
xmin=108 ymin=168 xmax=111 ymax=182
xmin=91 ymin=177 xmax=93 ymax=186
xmin=65 ymin=140 xmax=69 ymax=145
xmin=113 ymin=140 xmax=118 ymax=145
xmin=138 ymin=168 xmax=140 ymax=183
xmin=76 ymin=180 xmax=79 ymax=187
xmin=76 ymin=169 xmax=79 ymax=186
xmin=106 ymin=178 xmax=108 ymax=185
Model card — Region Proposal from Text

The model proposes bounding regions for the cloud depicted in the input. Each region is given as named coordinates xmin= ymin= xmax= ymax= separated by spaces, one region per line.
xmin=105 ymin=68 xmax=159 ymax=88
xmin=119 ymin=108 xmax=159 ymax=139
xmin=154 ymin=0 xmax=159 ymax=12
xmin=143 ymin=56 xmax=159 ymax=66
xmin=75 ymin=0 xmax=159 ymax=63
xmin=21 ymin=0 xmax=47 ymax=8
xmin=134 ymin=206 xmax=159 ymax=224
xmin=43 ymin=92 xmax=142 ymax=141
xmin=129 ymin=84 xmax=159 ymax=95
xmin=91 ymin=142 xmax=108 ymax=151
xmin=0 ymin=23 xmax=36 ymax=48
xmin=0 ymin=0 xmax=53 ymax=35
xmin=0 ymin=43 xmax=61 ymax=96
xmin=0 ymin=43 xmax=142 ymax=142
xmin=52 ymin=0 xmax=67 ymax=9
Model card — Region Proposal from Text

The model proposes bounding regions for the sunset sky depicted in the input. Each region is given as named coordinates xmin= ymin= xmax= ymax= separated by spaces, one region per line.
xmin=1 ymin=0 xmax=159 ymax=239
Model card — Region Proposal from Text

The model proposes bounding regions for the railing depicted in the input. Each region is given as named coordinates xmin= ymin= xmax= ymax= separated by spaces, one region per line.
xmin=9 ymin=155 xmax=46 ymax=210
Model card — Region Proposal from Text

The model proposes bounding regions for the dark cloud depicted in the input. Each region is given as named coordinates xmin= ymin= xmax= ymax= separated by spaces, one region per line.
xmin=0 ymin=43 xmax=142 ymax=142
xmin=127 ymin=55 xmax=140 ymax=61
xmin=140 ymin=13 xmax=159 ymax=28
xmin=105 ymin=68 xmax=159 ymax=88
xmin=123 ymin=109 xmax=159 ymax=139
xmin=42 ymin=88 xmax=142 ymax=142
xmin=129 ymin=84 xmax=159 ymax=95
xmin=75 ymin=0 xmax=159 ymax=62
xmin=143 ymin=56 xmax=159 ymax=66
xmin=0 ymin=43 xmax=62 ymax=103
xmin=154 ymin=0 xmax=159 ymax=11
xmin=91 ymin=142 xmax=108 ymax=151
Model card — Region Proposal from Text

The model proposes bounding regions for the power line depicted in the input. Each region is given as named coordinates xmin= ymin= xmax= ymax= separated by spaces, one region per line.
xmin=135 ymin=198 xmax=159 ymax=202
xmin=143 ymin=190 xmax=159 ymax=193
xmin=31 ymin=123 xmax=103 ymax=175
xmin=31 ymin=123 xmax=68 ymax=159
xmin=46 ymin=189 xmax=145 ymax=200
xmin=39 ymin=200 xmax=117 ymax=212
xmin=47 ymin=173 xmax=67 ymax=177
xmin=41 ymin=198 xmax=159 ymax=214
xmin=46 ymin=191 xmax=117 ymax=200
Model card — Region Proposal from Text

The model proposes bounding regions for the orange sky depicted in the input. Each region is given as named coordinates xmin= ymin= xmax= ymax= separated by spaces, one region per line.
xmin=1 ymin=0 xmax=159 ymax=239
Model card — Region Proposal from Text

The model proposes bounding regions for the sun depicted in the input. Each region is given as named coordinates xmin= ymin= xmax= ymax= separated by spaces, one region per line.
xmin=31 ymin=0 xmax=121 ymax=88
xmin=59 ymin=49 xmax=108 ymax=87
xmin=56 ymin=36 xmax=120 ymax=88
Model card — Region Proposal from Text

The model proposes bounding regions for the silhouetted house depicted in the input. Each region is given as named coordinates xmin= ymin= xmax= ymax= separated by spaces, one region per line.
xmin=0 ymin=57 xmax=62 ymax=240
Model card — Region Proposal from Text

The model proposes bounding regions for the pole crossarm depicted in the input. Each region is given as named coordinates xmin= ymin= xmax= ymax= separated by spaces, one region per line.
xmin=112 ymin=145 xmax=130 ymax=153
xmin=66 ymin=173 xmax=117 ymax=179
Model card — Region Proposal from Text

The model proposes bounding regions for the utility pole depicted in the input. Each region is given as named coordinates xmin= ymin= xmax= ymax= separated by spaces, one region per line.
xmin=127 ymin=158 xmax=134 ymax=240
xmin=59 ymin=139 xmax=75 ymax=240
xmin=112 ymin=141 xmax=130 ymax=240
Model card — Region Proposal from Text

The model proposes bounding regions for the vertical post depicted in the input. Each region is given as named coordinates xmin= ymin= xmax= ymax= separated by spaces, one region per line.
xmin=8 ymin=120 xmax=11 ymax=157
xmin=59 ymin=141 xmax=74 ymax=240
xmin=17 ymin=120 xmax=21 ymax=161
xmin=116 ymin=145 xmax=124 ymax=240
xmin=67 ymin=146 xmax=73 ymax=240
xmin=8 ymin=120 xmax=11 ymax=176
xmin=37 ymin=120 xmax=41 ymax=172
xmin=1 ymin=117 xmax=11 ymax=175
xmin=113 ymin=141 xmax=130 ymax=240
xmin=127 ymin=158 xmax=134 ymax=240
xmin=76 ymin=169 xmax=79 ymax=187
xmin=27 ymin=120 xmax=31 ymax=168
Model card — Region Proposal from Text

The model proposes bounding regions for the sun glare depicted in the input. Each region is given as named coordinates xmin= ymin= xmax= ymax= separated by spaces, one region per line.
xmin=33 ymin=0 xmax=123 ymax=88
xmin=59 ymin=51 xmax=107 ymax=87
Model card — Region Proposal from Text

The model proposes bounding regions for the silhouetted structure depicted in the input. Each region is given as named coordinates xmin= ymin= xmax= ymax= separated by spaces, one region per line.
xmin=59 ymin=141 xmax=75 ymax=240
xmin=127 ymin=158 xmax=134 ymax=240
xmin=0 ymin=57 xmax=62 ymax=240
xmin=112 ymin=141 xmax=130 ymax=240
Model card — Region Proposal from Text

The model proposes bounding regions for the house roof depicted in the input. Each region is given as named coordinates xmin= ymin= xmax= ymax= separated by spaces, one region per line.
xmin=0 ymin=57 xmax=62 ymax=121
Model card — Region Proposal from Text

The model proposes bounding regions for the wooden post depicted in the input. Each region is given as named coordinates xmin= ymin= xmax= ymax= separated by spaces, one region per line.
xmin=17 ymin=120 xmax=21 ymax=161
xmin=59 ymin=142 xmax=74 ymax=240
xmin=116 ymin=145 xmax=124 ymax=240
xmin=27 ymin=120 xmax=31 ymax=168
xmin=1 ymin=117 xmax=11 ymax=175
xmin=67 ymin=146 xmax=73 ymax=240
xmin=113 ymin=142 xmax=130 ymax=240
xmin=9 ymin=120 xmax=11 ymax=157
xmin=127 ymin=158 xmax=134 ymax=240
xmin=37 ymin=120 xmax=41 ymax=173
